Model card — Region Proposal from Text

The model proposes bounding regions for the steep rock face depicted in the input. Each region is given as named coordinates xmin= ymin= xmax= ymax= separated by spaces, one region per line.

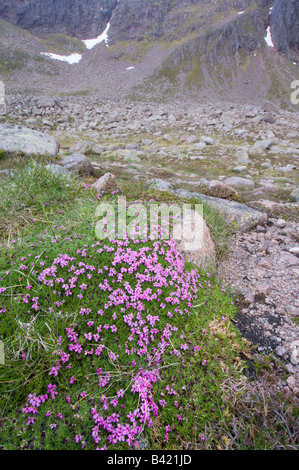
xmin=0 ymin=0 xmax=118 ymax=39
xmin=108 ymin=0 xmax=268 ymax=44
xmin=270 ymin=0 xmax=299 ymax=59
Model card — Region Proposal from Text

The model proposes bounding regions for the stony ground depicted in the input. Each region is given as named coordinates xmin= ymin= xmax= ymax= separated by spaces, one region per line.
xmin=1 ymin=94 xmax=299 ymax=402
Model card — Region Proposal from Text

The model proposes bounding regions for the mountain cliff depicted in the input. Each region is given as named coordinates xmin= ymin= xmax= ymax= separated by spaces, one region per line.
xmin=0 ymin=0 xmax=118 ymax=39
xmin=0 ymin=0 xmax=297 ymax=107
xmin=270 ymin=0 xmax=299 ymax=60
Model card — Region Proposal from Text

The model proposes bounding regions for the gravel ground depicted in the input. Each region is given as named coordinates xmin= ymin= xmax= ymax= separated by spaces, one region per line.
xmin=219 ymin=217 xmax=299 ymax=401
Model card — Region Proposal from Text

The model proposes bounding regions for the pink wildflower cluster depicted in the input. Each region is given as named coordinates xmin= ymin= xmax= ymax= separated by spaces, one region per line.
xmin=14 ymin=230 xmax=209 ymax=448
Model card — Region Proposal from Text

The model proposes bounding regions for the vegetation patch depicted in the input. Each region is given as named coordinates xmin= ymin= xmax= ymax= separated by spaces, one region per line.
xmin=0 ymin=157 xmax=298 ymax=450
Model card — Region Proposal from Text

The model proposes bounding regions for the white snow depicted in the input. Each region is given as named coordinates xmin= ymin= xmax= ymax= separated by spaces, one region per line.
xmin=39 ymin=21 xmax=111 ymax=65
xmin=264 ymin=26 xmax=274 ymax=47
xmin=40 ymin=52 xmax=82 ymax=64
xmin=82 ymin=22 xmax=111 ymax=49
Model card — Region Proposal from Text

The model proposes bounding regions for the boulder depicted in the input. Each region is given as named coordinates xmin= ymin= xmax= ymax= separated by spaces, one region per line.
xmin=290 ymin=188 xmax=299 ymax=202
xmin=0 ymin=123 xmax=59 ymax=157
xmin=225 ymin=177 xmax=255 ymax=190
xmin=235 ymin=149 xmax=250 ymax=163
xmin=117 ymin=149 xmax=142 ymax=162
xmin=201 ymin=135 xmax=215 ymax=145
xmin=208 ymin=180 xmax=240 ymax=200
xmin=92 ymin=173 xmax=117 ymax=192
xmin=71 ymin=140 xmax=94 ymax=155
xmin=36 ymin=97 xmax=58 ymax=108
xmin=249 ymin=139 xmax=275 ymax=155
xmin=61 ymin=153 xmax=97 ymax=177
xmin=170 ymin=188 xmax=267 ymax=231
xmin=149 ymin=179 xmax=173 ymax=192
xmin=92 ymin=144 xmax=105 ymax=156
xmin=173 ymin=209 xmax=215 ymax=271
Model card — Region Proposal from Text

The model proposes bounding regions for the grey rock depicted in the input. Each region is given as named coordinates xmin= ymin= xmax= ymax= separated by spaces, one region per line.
xmin=118 ymin=149 xmax=142 ymax=162
xmin=61 ymin=153 xmax=97 ymax=176
xmin=232 ymin=166 xmax=247 ymax=174
xmin=92 ymin=144 xmax=105 ymax=156
xmin=0 ymin=123 xmax=59 ymax=157
xmin=170 ymin=188 xmax=267 ymax=231
xmin=92 ymin=173 xmax=117 ymax=192
xmin=276 ymin=218 xmax=286 ymax=228
xmin=149 ymin=178 xmax=173 ymax=192
xmin=225 ymin=177 xmax=255 ymax=190
xmin=71 ymin=140 xmax=94 ymax=155
xmin=36 ymin=97 xmax=58 ymax=108
xmin=290 ymin=341 xmax=299 ymax=366
xmin=249 ymin=139 xmax=275 ymax=155
xmin=285 ymin=363 xmax=296 ymax=374
xmin=235 ymin=149 xmax=250 ymax=163
xmin=173 ymin=209 xmax=215 ymax=271
xmin=201 ymin=135 xmax=215 ymax=145
xmin=275 ymin=346 xmax=287 ymax=357
xmin=290 ymin=188 xmax=299 ymax=202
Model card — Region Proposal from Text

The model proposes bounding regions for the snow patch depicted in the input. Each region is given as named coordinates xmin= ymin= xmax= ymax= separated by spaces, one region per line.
xmin=82 ymin=22 xmax=111 ymax=49
xmin=40 ymin=52 xmax=82 ymax=64
xmin=264 ymin=26 xmax=274 ymax=48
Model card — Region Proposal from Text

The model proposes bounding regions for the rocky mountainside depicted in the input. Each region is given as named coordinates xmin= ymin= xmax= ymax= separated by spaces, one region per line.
xmin=0 ymin=0 xmax=118 ymax=39
xmin=0 ymin=0 xmax=298 ymax=106
xmin=270 ymin=0 xmax=299 ymax=60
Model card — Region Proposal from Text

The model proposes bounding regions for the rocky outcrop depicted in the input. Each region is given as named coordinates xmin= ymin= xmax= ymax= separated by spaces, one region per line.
xmin=0 ymin=0 xmax=118 ymax=39
xmin=270 ymin=0 xmax=299 ymax=59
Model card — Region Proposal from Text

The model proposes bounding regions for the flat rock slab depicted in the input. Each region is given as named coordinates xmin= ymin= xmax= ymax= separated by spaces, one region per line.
xmin=171 ymin=188 xmax=267 ymax=231
xmin=0 ymin=123 xmax=60 ymax=157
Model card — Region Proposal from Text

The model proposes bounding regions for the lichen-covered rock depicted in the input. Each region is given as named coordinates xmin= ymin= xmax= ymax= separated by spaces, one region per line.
xmin=0 ymin=123 xmax=60 ymax=157
xmin=208 ymin=180 xmax=240 ymax=201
